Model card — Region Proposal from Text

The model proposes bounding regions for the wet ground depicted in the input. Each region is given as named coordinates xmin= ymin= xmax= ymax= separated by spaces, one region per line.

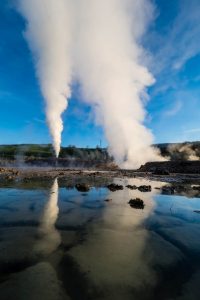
xmin=0 ymin=176 xmax=200 ymax=300
xmin=1 ymin=167 xmax=200 ymax=184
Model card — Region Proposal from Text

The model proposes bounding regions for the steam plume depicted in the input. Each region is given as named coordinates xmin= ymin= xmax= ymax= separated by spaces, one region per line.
xmin=19 ymin=0 xmax=72 ymax=157
xmin=168 ymin=143 xmax=200 ymax=161
xmin=73 ymin=0 xmax=161 ymax=168
xmin=19 ymin=0 xmax=162 ymax=167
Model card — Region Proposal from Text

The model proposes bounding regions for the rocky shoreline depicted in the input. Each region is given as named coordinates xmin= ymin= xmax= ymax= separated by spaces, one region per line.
xmin=0 ymin=166 xmax=200 ymax=185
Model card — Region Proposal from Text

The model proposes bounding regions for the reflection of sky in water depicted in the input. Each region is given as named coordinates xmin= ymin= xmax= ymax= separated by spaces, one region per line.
xmin=0 ymin=178 xmax=200 ymax=299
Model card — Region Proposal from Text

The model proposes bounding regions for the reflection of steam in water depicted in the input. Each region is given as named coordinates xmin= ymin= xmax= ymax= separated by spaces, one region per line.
xmin=34 ymin=178 xmax=61 ymax=255
xmin=68 ymin=178 xmax=166 ymax=299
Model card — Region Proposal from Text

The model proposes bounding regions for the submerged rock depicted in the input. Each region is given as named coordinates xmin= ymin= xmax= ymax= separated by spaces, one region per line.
xmin=128 ymin=198 xmax=144 ymax=209
xmin=107 ymin=183 xmax=123 ymax=192
xmin=138 ymin=185 xmax=151 ymax=192
xmin=75 ymin=183 xmax=90 ymax=192
xmin=104 ymin=199 xmax=112 ymax=202
xmin=194 ymin=210 xmax=200 ymax=214
xmin=126 ymin=185 xmax=137 ymax=190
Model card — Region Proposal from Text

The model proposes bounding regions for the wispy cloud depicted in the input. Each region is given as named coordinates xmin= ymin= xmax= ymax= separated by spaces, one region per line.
xmin=0 ymin=90 xmax=14 ymax=101
xmin=164 ymin=100 xmax=182 ymax=117
xmin=33 ymin=117 xmax=45 ymax=124
xmin=171 ymin=2 xmax=200 ymax=70
xmin=148 ymin=0 xmax=200 ymax=94
xmin=159 ymin=0 xmax=200 ymax=71
xmin=193 ymin=75 xmax=200 ymax=82
xmin=185 ymin=128 xmax=200 ymax=134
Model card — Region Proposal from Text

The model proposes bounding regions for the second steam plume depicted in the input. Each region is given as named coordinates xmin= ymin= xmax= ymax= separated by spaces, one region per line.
xmin=19 ymin=0 xmax=161 ymax=168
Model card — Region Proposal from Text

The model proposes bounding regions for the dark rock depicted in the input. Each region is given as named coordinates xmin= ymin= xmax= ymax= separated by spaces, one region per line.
xmin=104 ymin=199 xmax=112 ymax=202
xmin=193 ymin=186 xmax=200 ymax=191
xmin=75 ymin=183 xmax=90 ymax=192
xmin=138 ymin=185 xmax=151 ymax=192
xmin=161 ymin=186 xmax=175 ymax=195
xmin=92 ymin=172 xmax=99 ymax=176
xmin=126 ymin=185 xmax=137 ymax=190
xmin=128 ymin=198 xmax=144 ymax=209
xmin=174 ymin=185 xmax=187 ymax=193
xmin=59 ymin=172 xmax=65 ymax=176
xmin=11 ymin=170 xmax=19 ymax=176
xmin=194 ymin=210 xmax=200 ymax=214
xmin=153 ymin=168 xmax=170 ymax=175
xmin=107 ymin=184 xmax=123 ymax=192
xmin=139 ymin=161 xmax=200 ymax=174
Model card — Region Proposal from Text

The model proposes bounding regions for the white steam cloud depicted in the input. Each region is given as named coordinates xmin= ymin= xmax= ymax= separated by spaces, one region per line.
xmin=19 ymin=0 xmax=162 ymax=168
xmin=73 ymin=0 xmax=161 ymax=168
xmin=19 ymin=0 xmax=72 ymax=157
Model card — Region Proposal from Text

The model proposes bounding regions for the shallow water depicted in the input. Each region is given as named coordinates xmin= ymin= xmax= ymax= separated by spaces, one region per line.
xmin=0 ymin=177 xmax=200 ymax=300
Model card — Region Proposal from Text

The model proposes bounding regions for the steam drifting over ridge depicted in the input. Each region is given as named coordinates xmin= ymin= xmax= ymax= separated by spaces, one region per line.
xmin=19 ymin=0 xmax=162 ymax=168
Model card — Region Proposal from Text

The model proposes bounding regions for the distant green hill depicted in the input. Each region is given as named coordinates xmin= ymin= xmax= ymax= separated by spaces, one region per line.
xmin=0 ymin=141 xmax=199 ymax=161
xmin=0 ymin=144 xmax=53 ymax=159
xmin=0 ymin=144 xmax=110 ymax=161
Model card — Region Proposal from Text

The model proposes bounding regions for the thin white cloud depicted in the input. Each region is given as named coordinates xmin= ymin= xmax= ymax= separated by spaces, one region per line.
xmin=148 ymin=0 xmax=200 ymax=95
xmin=0 ymin=90 xmax=15 ymax=101
xmin=164 ymin=99 xmax=182 ymax=117
xmin=33 ymin=118 xmax=45 ymax=124
xmin=161 ymin=0 xmax=200 ymax=71
xmin=185 ymin=128 xmax=200 ymax=134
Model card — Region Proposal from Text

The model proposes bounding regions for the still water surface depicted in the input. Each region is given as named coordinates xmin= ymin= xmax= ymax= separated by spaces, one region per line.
xmin=0 ymin=177 xmax=200 ymax=300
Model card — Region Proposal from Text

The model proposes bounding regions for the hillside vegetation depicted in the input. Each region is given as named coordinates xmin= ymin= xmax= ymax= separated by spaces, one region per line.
xmin=0 ymin=142 xmax=199 ymax=166
xmin=0 ymin=144 xmax=110 ymax=159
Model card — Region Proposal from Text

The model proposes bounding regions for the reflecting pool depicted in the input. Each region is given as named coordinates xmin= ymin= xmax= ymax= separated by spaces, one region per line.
xmin=0 ymin=177 xmax=200 ymax=300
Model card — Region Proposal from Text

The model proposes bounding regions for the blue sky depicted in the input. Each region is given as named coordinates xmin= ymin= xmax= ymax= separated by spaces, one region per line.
xmin=0 ymin=0 xmax=200 ymax=147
